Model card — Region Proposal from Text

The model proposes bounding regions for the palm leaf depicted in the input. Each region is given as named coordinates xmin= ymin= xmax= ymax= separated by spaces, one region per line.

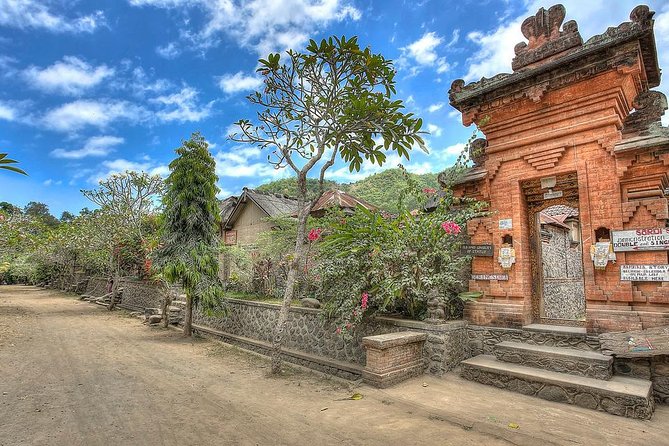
xmin=0 ymin=153 xmax=27 ymax=175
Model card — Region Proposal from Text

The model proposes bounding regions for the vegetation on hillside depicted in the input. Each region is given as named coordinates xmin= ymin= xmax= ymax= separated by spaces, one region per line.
xmin=256 ymin=168 xmax=439 ymax=214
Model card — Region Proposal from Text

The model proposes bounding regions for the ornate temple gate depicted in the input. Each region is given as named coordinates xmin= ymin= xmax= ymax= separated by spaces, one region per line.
xmin=445 ymin=4 xmax=669 ymax=333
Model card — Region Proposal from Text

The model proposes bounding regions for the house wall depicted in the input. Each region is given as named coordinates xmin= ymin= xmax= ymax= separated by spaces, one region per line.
xmin=227 ymin=201 xmax=273 ymax=247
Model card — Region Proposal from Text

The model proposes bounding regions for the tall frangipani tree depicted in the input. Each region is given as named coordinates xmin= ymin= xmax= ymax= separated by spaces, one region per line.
xmin=231 ymin=36 xmax=426 ymax=374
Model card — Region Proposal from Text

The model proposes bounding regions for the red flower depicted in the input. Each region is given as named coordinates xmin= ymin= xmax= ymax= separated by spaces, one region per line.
xmin=361 ymin=291 xmax=369 ymax=310
xmin=422 ymin=187 xmax=437 ymax=195
xmin=441 ymin=221 xmax=461 ymax=235
xmin=308 ymin=228 xmax=322 ymax=242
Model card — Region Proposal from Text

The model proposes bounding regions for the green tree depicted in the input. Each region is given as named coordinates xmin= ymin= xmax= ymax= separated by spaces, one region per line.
xmin=0 ymin=153 xmax=27 ymax=175
xmin=60 ymin=211 xmax=76 ymax=223
xmin=232 ymin=36 xmax=426 ymax=374
xmin=82 ymin=171 xmax=164 ymax=309
xmin=24 ymin=202 xmax=59 ymax=227
xmin=153 ymin=132 xmax=224 ymax=336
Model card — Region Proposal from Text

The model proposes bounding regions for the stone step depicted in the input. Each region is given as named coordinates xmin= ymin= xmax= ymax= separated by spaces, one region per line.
xmin=494 ymin=341 xmax=613 ymax=380
xmin=523 ymin=324 xmax=586 ymax=336
xmin=461 ymin=355 xmax=654 ymax=420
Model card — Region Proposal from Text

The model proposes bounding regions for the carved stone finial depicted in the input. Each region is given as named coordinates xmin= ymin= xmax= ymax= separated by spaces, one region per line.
xmin=448 ymin=79 xmax=465 ymax=103
xmin=630 ymin=5 xmax=654 ymax=26
xmin=520 ymin=4 xmax=566 ymax=49
xmin=622 ymin=91 xmax=669 ymax=136
xmin=469 ymin=138 xmax=488 ymax=167
xmin=512 ymin=4 xmax=582 ymax=71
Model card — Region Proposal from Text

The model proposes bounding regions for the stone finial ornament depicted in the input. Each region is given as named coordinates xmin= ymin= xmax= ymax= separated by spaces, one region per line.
xmin=512 ymin=4 xmax=582 ymax=71
xmin=469 ymin=138 xmax=488 ymax=167
xmin=622 ymin=90 xmax=669 ymax=136
xmin=630 ymin=5 xmax=654 ymax=26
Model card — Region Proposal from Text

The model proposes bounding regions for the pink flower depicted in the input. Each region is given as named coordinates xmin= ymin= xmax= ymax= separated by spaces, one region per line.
xmin=441 ymin=221 xmax=461 ymax=235
xmin=422 ymin=187 xmax=436 ymax=195
xmin=308 ymin=228 xmax=322 ymax=242
xmin=346 ymin=323 xmax=352 ymax=329
xmin=336 ymin=327 xmax=342 ymax=334
xmin=361 ymin=291 xmax=369 ymax=310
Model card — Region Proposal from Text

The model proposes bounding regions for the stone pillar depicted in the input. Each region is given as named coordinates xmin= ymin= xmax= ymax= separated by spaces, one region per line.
xmin=362 ymin=331 xmax=427 ymax=388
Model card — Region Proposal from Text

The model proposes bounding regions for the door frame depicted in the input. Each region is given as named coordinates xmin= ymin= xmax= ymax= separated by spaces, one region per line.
xmin=522 ymin=172 xmax=585 ymax=326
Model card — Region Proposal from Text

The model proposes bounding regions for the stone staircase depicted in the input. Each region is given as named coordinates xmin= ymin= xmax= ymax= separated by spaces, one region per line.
xmin=461 ymin=324 xmax=655 ymax=419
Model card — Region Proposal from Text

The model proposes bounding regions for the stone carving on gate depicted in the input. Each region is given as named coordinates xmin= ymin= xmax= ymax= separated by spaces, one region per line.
xmin=512 ymin=4 xmax=583 ymax=71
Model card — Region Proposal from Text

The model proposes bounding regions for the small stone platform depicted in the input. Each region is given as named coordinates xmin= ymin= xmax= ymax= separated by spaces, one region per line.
xmin=362 ymin=331 xmax=427 ymax=388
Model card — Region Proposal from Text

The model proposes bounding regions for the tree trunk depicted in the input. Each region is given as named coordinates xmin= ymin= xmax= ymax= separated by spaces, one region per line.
xmin=271 ymin=175 xmax=310 ymax=374
xmin=107 ymin=272 xmax=120 ymax=310
xmin=183 ymin=294 xmax=193 ymax=336
xmin=161 ymin=283 xmax=173 ymax=328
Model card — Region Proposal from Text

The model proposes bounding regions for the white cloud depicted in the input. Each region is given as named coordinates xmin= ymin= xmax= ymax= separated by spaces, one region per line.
xmin=214 ymin=145 xmax=285 ymax=179
xmin=152 ymin=87 xmax=213 ymax=122
xmin=427 ymin=123 xmax=442 ymax=137
xmin=0 ymin=101 xmax=17 ymax=121
xmin=427 ymin=102 xmax=444 ymax=113
xmin=218 ymin=72 xmax=264 ymax=94
xmin=129 ymin=0 xmax=361 ymax=55
xmin=43 ymin=100 xmax=148 ymax=133
xmin=156 ymin=42 xmax=180 ymax=59
xmin=405 ymin=32 xmax=442 ymax=65
xmin=23 ymin=56 xmax=114 ymax=95
xmin=51 ymin=135 xmax=125 ymax=159
xmin=399 ymin=31 xmax=452 ymax=76
xmin=0 ymin=0 xmax=105 ymax=33
xmin=43 ymin=179 xmax=62 ymax=186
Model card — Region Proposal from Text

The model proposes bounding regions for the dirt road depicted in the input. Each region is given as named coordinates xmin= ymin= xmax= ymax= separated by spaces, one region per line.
xmin=1 ymin=286 xmax=668 ymax=446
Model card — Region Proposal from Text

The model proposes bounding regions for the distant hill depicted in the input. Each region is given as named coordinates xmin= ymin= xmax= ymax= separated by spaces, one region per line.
xmin=256 ymin=168 xmax=440 ymax=213
xmin=255 ymin=178 xmax=346 ymax=200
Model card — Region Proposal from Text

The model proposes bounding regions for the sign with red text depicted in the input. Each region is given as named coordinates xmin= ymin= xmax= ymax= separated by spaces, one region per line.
xmin=612 ymin=228 xmax=669 ymax=252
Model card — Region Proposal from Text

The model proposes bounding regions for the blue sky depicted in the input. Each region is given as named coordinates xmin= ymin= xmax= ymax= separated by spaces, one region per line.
xmin=1 ymin=0 xmax=668 ymax=217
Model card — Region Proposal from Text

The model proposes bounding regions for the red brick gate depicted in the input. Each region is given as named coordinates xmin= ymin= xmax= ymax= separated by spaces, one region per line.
xmin=447 ymin=4 xmax=669 ymax=333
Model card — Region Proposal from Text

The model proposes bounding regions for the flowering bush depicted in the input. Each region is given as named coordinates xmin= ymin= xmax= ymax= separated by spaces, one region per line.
xmin=317 ymin=167 xmax=485 ymax=333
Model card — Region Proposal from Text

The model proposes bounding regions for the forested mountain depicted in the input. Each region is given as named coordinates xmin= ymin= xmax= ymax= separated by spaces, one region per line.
xmin=255 ymin=168 xmax=440 ymax=213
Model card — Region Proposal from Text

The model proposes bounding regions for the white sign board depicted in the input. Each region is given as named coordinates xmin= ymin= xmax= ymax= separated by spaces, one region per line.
xmin=498 ymin=219 xmax=513 ymax=230
xmin=612 ymin=228 xmax=669 ymax=252
xmin=620 ymin=264 xmax=669 ymax=282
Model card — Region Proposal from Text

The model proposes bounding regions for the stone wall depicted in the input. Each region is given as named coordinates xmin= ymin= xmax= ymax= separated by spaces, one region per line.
xmin=193 ymin=299 xmax=468 ymax=377
xmin=118 ymin=279 xmax=165 ymax=312
xmin=85 ymin=277 xmax=109 ymax=297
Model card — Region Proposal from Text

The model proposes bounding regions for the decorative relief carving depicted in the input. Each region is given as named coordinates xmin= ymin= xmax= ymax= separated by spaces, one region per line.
xmin=467 ymin=218 xmax=494 ymax=237
xmin=622 ymin=91 xmax=669 ymax=137
xmin=523 ymin=146 xmax=566 ymax=171
xmin=470 ymin=138 xmax=488 ymax=166
xmin=513 ymin=4 xmax=583 ymax=71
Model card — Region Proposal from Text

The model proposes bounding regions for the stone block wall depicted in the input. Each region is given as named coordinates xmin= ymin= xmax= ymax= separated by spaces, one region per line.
xmin=118 ymin=279 xmax=165 ymax=311
xmin=194 ymin=299 xmax=468 ymax=377
xmin=85 ymin=277 xmax=109 ymax=297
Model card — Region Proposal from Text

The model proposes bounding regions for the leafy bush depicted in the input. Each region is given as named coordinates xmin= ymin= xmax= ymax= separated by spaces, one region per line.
xmin=316 ymin=168 xmax=485 ymax=335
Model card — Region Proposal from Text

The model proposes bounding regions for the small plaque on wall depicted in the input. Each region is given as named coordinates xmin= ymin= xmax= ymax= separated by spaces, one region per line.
xmin=224 ymin=230 xmax=237 ymax=245
xmin=498 ymin=219 xmax=513 ymax=230
xmin=460 ymin=244 xmax=494 ymax=257
xmin=471 ymin=274 xmax=509 ymax=281
xmin=620 ymin=264 xmax=669 ymax=282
